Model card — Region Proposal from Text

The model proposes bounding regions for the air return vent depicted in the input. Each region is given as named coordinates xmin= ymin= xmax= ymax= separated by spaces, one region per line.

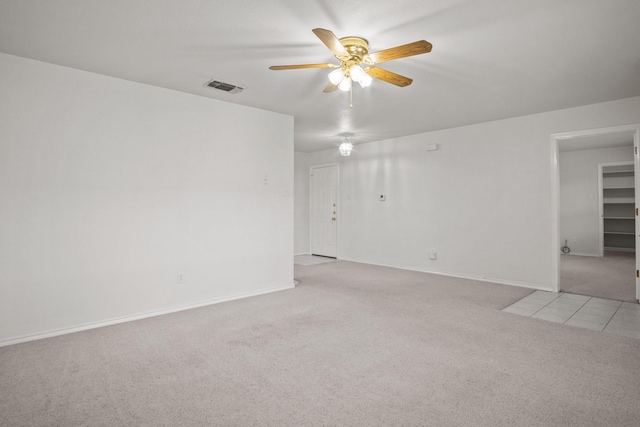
xmin=205 ymin=79 xmax=244 ymax=94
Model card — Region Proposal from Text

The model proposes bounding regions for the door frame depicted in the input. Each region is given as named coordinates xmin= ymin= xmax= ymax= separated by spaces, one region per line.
xmin=309 ymin=163 xmax=339 ymax=257
xmin=550 ymin=123 xmax=640 ymax=300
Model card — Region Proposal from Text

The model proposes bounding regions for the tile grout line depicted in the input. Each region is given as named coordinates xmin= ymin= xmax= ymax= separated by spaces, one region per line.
xmin=529 ymin=293 xmax=564 ymax=317
xmin=602 ymin=302 xmax=625 ymax=332
xmin=563 ymin=296 xmax=592 ymax=324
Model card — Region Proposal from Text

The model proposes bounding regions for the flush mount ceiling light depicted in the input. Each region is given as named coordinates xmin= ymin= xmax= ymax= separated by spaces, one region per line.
xmin=339 ymin=137 xmax=353 ymax=156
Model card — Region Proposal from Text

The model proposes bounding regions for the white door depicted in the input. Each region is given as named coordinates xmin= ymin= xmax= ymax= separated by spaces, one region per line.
xmin=310 ymin=165 xmax=338 ymax=257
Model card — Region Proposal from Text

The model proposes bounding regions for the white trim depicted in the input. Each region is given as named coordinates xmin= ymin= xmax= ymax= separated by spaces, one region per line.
xmin=294 ymin=252 xmax=311 ymax=256
xmin=563 ymin=252 xmax=600 ymax=257
xmin=551 ymin=134 xmax=561 ymax=291
xmin=0 ymin=283 xmax=295 ymax=348
xmin=338 ymin=257 xmax=550 ymax=292
xmin=635 ymin=130 xmax=640 ymax=301
xmin=550 ymin=123 xmax=640 ymax=297
xmin=309 ymin=162 xmax=339 ymax=169
xmin=598 ymin=163 xmax=604 ymax=257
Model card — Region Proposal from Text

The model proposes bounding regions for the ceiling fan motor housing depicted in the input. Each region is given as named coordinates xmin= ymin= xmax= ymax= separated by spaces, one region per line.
xmin=338 ymin=37 xmax=370 ymax=65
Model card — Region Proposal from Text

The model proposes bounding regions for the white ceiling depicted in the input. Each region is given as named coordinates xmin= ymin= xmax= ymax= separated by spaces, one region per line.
xmin=1 ymin=0 xmax=639 ymax=152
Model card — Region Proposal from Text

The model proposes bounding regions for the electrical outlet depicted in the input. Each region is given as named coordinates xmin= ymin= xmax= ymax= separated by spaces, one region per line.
xmin=429 ymin=250 xmax=437 ymax=260
xmin=177 ymin=272 xmax=185 ymax=283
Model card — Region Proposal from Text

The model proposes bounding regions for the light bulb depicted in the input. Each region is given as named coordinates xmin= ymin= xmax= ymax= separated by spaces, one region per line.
xmin=328 ymin=68 xmax=345 ymax=85
xmin=349 ymin=65 xmax=366 ymax=82
xmin=339 ymin=139 xmax=353 ymax=156
xmin=338 ymin=77 xmax=352 ymax=92
xmin=358 ymin=73 xmax=373 ymax=88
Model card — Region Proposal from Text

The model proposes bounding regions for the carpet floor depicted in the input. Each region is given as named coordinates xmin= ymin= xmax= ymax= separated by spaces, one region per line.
xmin=561 ymin=251 xmax=636 ymax=302
xmin=2 ymin=261 xmax=640 ymax=426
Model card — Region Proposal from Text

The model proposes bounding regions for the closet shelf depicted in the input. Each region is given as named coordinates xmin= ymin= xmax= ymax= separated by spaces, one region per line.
xmin=603 ymin=199 xmax=635 ymax=204
xmin=602 ymin=164 xmax=635 ymax=253
xmin=604 ymin=246 xmax=636 ymax=252
xmin=603 ymin=185 xmax=635 ymax=190
xmin=603 ymin=171 xmax=633 ymax=176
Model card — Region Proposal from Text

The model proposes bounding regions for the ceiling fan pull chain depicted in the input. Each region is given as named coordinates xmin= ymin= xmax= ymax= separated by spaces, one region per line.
xmin=349 ymin=85 xmax=353 ymax=109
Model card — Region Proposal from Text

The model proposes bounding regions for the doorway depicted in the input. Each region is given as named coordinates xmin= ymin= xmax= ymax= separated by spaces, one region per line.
xmin=551 ymin=124 xmax=640 ymax=302
xmin=310 ymin=164 xmax=338 ymax=258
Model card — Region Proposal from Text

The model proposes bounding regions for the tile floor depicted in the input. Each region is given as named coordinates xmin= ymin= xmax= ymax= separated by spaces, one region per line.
xmin=295 ymin=257 xmax=640 ymax=340
xmin=294 ymin=255 xmax=337 ymax=266
xmin=504 ymin=291 xmax=640 ymax=339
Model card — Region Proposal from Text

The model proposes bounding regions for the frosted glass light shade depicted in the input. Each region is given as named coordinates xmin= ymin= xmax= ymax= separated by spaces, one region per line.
xmin=358 ymin=73 xmax=373 ymax=88
xmin=349 ymin=65 xmax=366 ymax=82
xmin=328 ymin=68 xmax=345 ymax=85
xmin=339 ymin=139 xmax=353 ymax=156
xmin=338 ymin=77 xmax=352 ymax=92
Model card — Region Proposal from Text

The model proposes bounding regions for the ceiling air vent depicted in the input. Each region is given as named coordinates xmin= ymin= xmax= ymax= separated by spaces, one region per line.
xmin=205 ymin=79 xmax=244 ymax=94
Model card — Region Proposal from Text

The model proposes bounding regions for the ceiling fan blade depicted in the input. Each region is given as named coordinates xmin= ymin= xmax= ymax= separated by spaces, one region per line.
xmin=365 ymin=67 xmax=413 ymax=87
xmin=312 ymin=28 xmax=349 ymax=58
xmin=269 ymin=63 xmax=337 ymax=70
xmin=368 ymin=40 xmax=432 ymax=64
xmin=323 ymin=82 xmax=338 ymax=93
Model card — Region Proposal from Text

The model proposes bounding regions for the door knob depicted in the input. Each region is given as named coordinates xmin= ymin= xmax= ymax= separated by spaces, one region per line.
xmin=331 ymin=217 xmax=336 ymax=221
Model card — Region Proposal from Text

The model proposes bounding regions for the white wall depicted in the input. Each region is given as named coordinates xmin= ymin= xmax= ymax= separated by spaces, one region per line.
xmin=301 ymin=96 xmax=640 ymax=289
xmin=0 ymin=53 xmax=294 ymax=344
xmin=294 ymin=152 xmax=310 ymax=255
xmin=559 ymin=146 xmax=633 ymax=256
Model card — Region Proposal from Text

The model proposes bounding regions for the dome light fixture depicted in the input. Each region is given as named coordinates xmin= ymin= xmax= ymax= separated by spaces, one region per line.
xmin=339 ymin=137 xmax=353 ymax=156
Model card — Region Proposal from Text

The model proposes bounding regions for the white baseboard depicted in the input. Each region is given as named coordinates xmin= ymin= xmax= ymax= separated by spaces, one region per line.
xmin=337 ymin=258 xmax=552 ymax=292
xmin=0 ymin=283 xmax=295 ymax=348
xmin=294 ymin=252 xmax=311 ymax=256
xmin=563 ymin=252 xmax=600 ymax=257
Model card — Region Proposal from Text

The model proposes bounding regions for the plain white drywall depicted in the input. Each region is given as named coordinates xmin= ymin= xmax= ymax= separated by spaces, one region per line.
xmin=294 ymin=152 xmax=310 ymax=255
xmin=559 ymin=146 xmax=633 ymax=256
xmin=0 ymin=53 xmax=294 ymax=343
xmin=302 ymin=96 xmax=640 ymax=289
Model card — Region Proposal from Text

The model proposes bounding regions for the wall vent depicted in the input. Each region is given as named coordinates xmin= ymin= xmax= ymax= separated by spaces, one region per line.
xmin=205 ymin=79 xmax=244 ymax=94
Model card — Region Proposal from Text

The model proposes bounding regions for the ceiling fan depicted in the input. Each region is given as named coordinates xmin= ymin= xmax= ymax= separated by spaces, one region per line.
xmin=269 ymin=28 xmax=432 ymax=93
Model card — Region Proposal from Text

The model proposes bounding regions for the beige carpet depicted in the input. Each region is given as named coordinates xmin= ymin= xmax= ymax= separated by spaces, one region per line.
xmin=561 ymin=251 xmax=636 ymax=302
xmin=2 ymin=261 xmax=640 ymax=426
